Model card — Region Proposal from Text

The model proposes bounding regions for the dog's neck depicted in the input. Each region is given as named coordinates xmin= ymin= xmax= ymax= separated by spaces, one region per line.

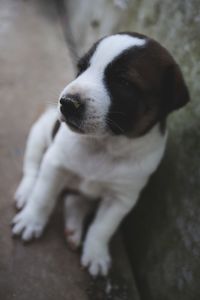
xmin=75 ymin=124 xmax=167 ymax=159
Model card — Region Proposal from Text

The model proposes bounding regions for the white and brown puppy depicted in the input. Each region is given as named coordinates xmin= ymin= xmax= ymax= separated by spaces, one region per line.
xmin=12 ymin=32 xmax=189 ymax=276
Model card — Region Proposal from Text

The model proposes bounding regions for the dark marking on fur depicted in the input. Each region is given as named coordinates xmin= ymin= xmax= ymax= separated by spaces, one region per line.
xmin=52 ymin=119 xmax=61 ymax=139
xmin=76 ymin=39 xmax=102 ymax=77
xmin=159 ymin=118 xmax=167 ymax=134
xmin=104 ymin=32 xmax=189 ymax=137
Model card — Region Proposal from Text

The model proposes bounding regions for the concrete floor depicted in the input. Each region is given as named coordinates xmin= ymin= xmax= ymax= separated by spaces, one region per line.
xmin=0 ymin=1 xmax=139 ymax=299
xmin=0 ymin=1 xmax=88 ymax=299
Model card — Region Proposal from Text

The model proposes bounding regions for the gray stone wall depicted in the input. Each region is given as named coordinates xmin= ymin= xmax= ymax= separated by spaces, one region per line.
xmin=65 ymin=0 xmax=200 ymax=299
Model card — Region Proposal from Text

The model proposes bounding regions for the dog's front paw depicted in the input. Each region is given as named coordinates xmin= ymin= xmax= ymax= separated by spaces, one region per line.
xmin=12 ymin=207 xmax=47 ymax=241
xmin=14 ymin=176 xmax=36 ymax=209
xmin=81 ymin=240 xmax=111 ymax=277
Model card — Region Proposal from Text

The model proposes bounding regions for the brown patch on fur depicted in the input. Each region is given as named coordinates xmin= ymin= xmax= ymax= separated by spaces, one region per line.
xmin=130 ymin=108 xmax=158 ymax=137
xmin=105 ymin=32 xmax=190 ymax=137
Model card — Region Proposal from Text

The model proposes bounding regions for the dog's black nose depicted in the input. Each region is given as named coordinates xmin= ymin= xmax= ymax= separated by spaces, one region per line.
xmin=60 ymin=94 xmax=84 ymax=121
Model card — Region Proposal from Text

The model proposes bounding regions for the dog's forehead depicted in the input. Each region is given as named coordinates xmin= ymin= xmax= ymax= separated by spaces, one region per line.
xmin=90 ymin=34 xmax=146 ymax=71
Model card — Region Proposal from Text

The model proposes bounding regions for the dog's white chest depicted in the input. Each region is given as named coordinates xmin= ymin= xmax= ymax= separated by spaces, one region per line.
xmin=54 ymin=124 xmax=166 ymax=198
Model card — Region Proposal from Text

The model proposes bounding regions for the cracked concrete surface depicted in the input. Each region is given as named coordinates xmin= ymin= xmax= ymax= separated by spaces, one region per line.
xmin=0 ymin=1 xmax=139 ymax=299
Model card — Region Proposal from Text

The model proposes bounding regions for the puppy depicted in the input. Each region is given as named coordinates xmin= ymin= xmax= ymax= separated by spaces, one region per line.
xmin=12 ymin=32 xmax=189 ymax=277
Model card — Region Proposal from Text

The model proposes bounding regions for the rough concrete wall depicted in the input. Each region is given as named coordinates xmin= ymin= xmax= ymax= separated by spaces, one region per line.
xmin=65 ymin=0 xmax=200 ymax=299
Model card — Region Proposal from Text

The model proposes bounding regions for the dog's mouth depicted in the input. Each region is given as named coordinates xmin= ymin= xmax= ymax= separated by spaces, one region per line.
xmin=62 ymin=117 xmax=84 ymax=134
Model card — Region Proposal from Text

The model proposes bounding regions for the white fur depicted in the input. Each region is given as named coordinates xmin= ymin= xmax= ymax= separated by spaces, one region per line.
xmin=90 ymin=34 xmax=145 ymax=71
xmin=13 ymin=111 xmax=166 ymax=275
xmin=12 ymin=35 xmax=166 ymax=277
xmin=15 ymin=107 xmax=58 ymax=209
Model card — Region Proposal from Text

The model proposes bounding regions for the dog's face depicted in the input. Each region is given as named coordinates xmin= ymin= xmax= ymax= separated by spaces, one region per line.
xmin=59 ymin=33 xmax=189 ymax=136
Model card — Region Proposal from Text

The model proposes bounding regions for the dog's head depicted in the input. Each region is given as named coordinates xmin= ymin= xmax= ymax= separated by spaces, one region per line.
xmin=59 ymin=32 xmax=189 ymax=136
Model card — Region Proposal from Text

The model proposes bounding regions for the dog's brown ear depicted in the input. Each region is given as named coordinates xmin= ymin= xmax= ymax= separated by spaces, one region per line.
xmin=161 ymin=63 xmax=190 ymax=116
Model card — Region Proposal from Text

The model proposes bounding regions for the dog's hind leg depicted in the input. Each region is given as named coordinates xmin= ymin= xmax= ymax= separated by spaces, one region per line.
xmin=64 ymin=194 xmax=95 ymax=250
xmin=15 ymin=107 xmax=58 ymax=209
